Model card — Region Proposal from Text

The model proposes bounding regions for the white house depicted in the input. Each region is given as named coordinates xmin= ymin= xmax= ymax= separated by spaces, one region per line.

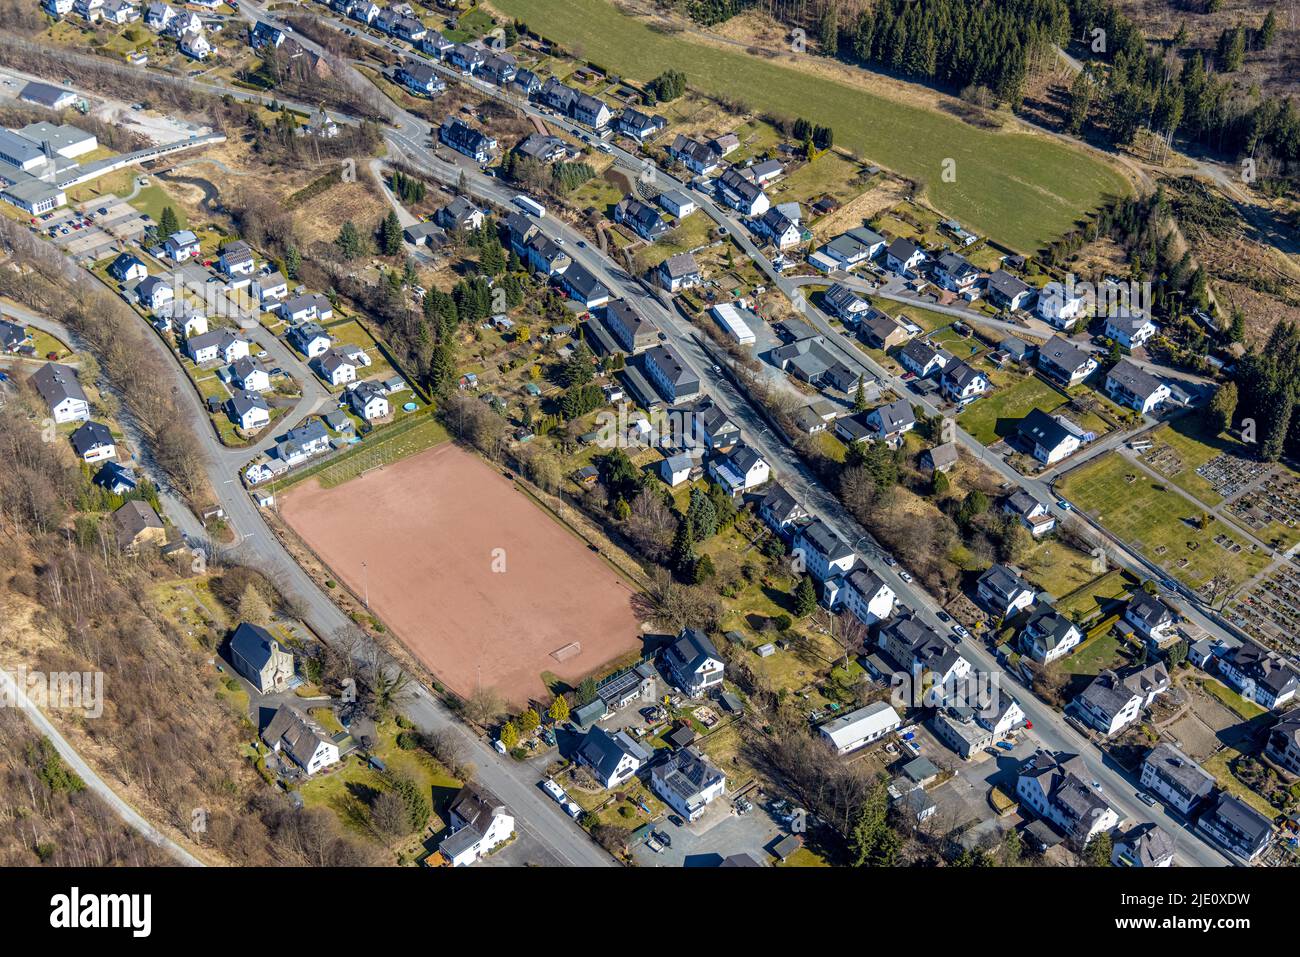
xmin=819 ymin=701 xmax=902 ymax=755
xmin=218 ymin=240 xmax=256 ymax=277
xmin=261 ymin=705 xmax=340 ymax=776
xmin=1002 ymin=489 xmax=1056 ymax=538
xmin=254 ymin=271 xmax=289 ymax=304
xmin=179 ymin=28 xmax=211 ymax=61
xmin=135 ymin=275 xmax=174 ymax=313
xmin=1140 ymin=743 xmax=1214 ymax=817
xmin=439 ymin=785 xmax=515 ymax=867
xmin=1105 ymin=310 xmax=1158 ymax=350
xmin=1018 ymin=408 xmax=1081 ymax=465
xmin=576 ymin=727 xmax=649 ymax=789
xmin=230 ymin=356 xmax=270 ymax=393
xmin=650 ymin=747 xmax=726 ymax=823
xmin=939 ymin=361 xmax=989 ymax=404
xmin=187 ymin=330 xmax=249 ymax=365
xmin=793 ymin=519 xmax=856 ymax=582
xmin=1037 ymin=280 xmax=1086 ymax=330
xmin=164 ymin=230 xmax=200 ymax=262
xmin=841 ymin=567 xmax=896 ymax=626
xmin=1124 ymin=592 xmax=1176 ymax=646
xmin=663 ymin=628 xmax=725 ymax=697
xmin=1105 ymin=359 xmax=1172 ymax=414
xmin=707 ymin=444 xmax=770 ymax=497
xmin=346 ymin=381 xmax=389 ymax=421
xmin=228 ymin=390 xmax=270 ymax=432
xmin=1016 ymin=749 xmax=1118 ymax=848
xmin=1019 ymin=604 xmax=1083 ymax=664
xmin=30 ymin=362 xmax=90 ymax=424
xmin=287 ymin=321 xmax=332 ymax=358
xmin=976 ymin=564 xmax=1035 ymax=619
xmin=69 ymin=421 xmax=116 ymax=463
xmin=885 ymin=237 xmax=925 ymax=275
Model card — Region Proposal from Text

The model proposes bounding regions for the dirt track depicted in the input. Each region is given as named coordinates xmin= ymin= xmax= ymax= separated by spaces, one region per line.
xmin=279 ymin=443 xmax=643 ymax=705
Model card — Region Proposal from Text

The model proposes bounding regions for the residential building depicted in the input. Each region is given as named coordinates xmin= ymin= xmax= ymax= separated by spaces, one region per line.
xmin=933 ymin=707 xmax=993 ymax=759
xmin=1264 ymin=710 xmax=1300 ymax=776
xmin=657 ymin=252 xmax=702 ymax=292
xmin=899 ymin=339 xmax=951 ymax=378
xmin=878 ymin=613 xmax=971 ymax=690
xmin=885 ymin=237 xmax=924 ymax=274
xmin=1037 ymin=336 xmax=1097 ymax=386
xmin=571 ymin=93 xmax=611 ymax=129
xmin=1140 ymin=743 xmax=1214 ymax=816
xmin=977 ymin=689 xmax=1026 ymax=739
xmin=1003 ymin=489 xmax=1056 ymax=537
xmin=668 ymin=134 xmax=723 ymax=175
xmin=819 ymin=701 xmax=902 ymax=755
xmin=347 ymin=380 xmax=390 ymax=421
xmin=650 ymin=747 xmax=726 ymax=822
xmin=939 ymin=361 xmax=989 ymax=404
xmin=816 ymin=226 xmax=885 ymax=271
xmin=715 ymin=167 xmax=769 ymax=216
xmin=163 ymin=229 xmax=200 ymax=262
xmin=69 ymin=421 xmax=115 ymax=463
xmin=859 ymin=309 xmax=909 ymax=348
xmin=1125 ymin=592 xmax=1176 ymax=646
xmin=841 ymin=567 xmax=896 ymax=626
xmin=770 ymin=337 xmax=857 ymax=392
xmin=656 ymin=190 xmax=696 ymax=219
xmin=227 ymin=390 xmax=270 ymax=433
xmin=29 ymin=362 xmax=90 ymax=423
xmin=397 ymin=61 xmax=446 ymax=97
xmin=439 ymin=118 xmax=496 ymax=163
xmin=708 ymin=443 xmax=770 ymax=497
xmin=0 ymin=318 xmax=29 ymax=354
xmin=438 ymin=785 xmax=515 ymax=867
xmin=614 ymin=108 xmax=667 ymax=142
xmin=976 ymin=564 xmax=1035 ymax=618
xmin=576 ymin=727 xmax=650 ymax=788
xmin=753 ymin=206 xmax=801 ymax=249
xmin=135 ymin=275 xmax=174 ymax=313
xmin=558 ymin=263 xmax=611 ymax=309
xmin=663 ymin=628 xmax=724 ymax=697
xmin=1217 ymin=640 xmax=1300 ymax=710
xmin=230 ymin=356 xmax=270 ymax=393
xmin=108 ymin=252 xmax=148 ymax=283
xmin=614 ymin=196 xmax=668 ymax=241
xmin=1106 ymin=359 xmax=1171 ymax=414
xmin=1037 ymin=280 xmax=1086 ymax=329
xmin=276 ymin=420 xmax=331 ymax=466
xmin=228 ymin=622 xmax=294 ymax=693
xmin=287 ymin=322 xmax=332 ymax=358
xmin=261 ymin=705 xmax=340 ymax=776
xmin=254 ymin=271 xmax=288 ymax=304
xmin=759 ymin=483 xmax=808 ymax=536
xmin=1196 ymin=792 xmax=1273 ymax=861
xmin=1017 ymin=407 xmax=1081 ymax=465
xmin=1019 ymin=603 xmax=1082 ymax=663
xmin=986 ymin=269 xmax=1032 ymax=310
xmin=513 ymin=132 xmax=568 ymax=164
xmin=793 ymin=519 xmax=856 ymax=581
xmin=112 ymin=500 xmax=165 ymax=552
xmin=933 ymin=251 xmax=979 ymax=292
xmin=823 ymin=283 xmax=870 ymax=324
xmin=600 ymin=299 xmax=656 ymax=354
xmin=1112 ymin=824 xmax=1176 ymax=867
xmin=1105 ymin=310 xmax=1158 ymax=350
xmin=863 ymin=398 xmax=916 ymax=447
xmin=1073 ymin=662 xmax=1169 ymax=736
xmin=435 ymin=196 xmax=486 ymax=233
xmin=1016 ymin=749 xmax=1119 ymax=848
xmin=187 ymin=329 xmax=249 ymax=365
xmin=643 ymin=344 xmax=699 ymax=403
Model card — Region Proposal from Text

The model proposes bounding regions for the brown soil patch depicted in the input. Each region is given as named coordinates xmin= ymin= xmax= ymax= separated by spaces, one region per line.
xmin=279 ymin=443 xmax=643 ymax=704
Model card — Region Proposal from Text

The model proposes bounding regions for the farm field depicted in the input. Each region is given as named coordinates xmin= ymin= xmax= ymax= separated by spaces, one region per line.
xmin=1058 ymin=452 xmax=1272 ymax=591
xmin=279 ymin=442 xmax=643 ymax=704
xmin=489 ymin=0 xmax=1131 ymax=251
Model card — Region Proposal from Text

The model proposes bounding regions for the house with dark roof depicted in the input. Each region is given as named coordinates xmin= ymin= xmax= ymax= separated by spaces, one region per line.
xmin=397 ymin=60 xmax=446 ymax=97
xmin=613 ymin=196 xmax=668 ymax=241
xmin=599 ymin=299 xmax=656 ymax=354
xmin=439 ymin=118 xmax=496 ymax=163
xmin=1124 ymin=592 xmax=1176 ymax=646
xmin=793 ymin=518 xmax=855 ymax=581
xmin=877 ymin=613 xmax=971 ymax=690
xmin=112 ymin=500 xmax=165 ymax=551
xmin=921 ymin=441 xmax=959 ymax=475
xmin=69 ymin=420 xmax=115 ymax=463
xmin=135 ymin=275 xmax=174 ymax=313
xmin=823 ymin=283 xmax=871 ymax=324
xmin=841 ymin=567 xmax=896 ymax=626
xmin=1104 ymin=309 xmax=1159 ymax=350
xmin=668 ymin=134 xmax=724 ymax=175
xmin=976 ymin=564 xmax=1035 ymax=618
xmin=93 ymin=461 xmax=137 ymax=495
xmin=1106 ymin=359 xmax=1172 ymax=414
xmin=864 ymin=398 xmax=916 ymax=447
xmin=1217 ymin=640 xmax=1299 ymax=710
xmin=859 ymin=308 xmax=910 ymax=349
xmin=939 ymin=361 xmax=989 ymax=404
xmin=715 ymin=167 xmax=769 ymax=216
xmin=770 ymin=338 xmax=857 ymax=392
xmin=615 ymin=107 xmax=667 ymax=142
xmin=438 ymin=784 xmax=515 ymax=867
xmin=899 ymin=339 xmax=951 ymax=378
xmin=1017 ymin=407 xmax=1081 ymax=465
xmin=1265 ymin=709 xmax=1300 ymax=776
xmin=663 ymin=628 xmax=724 ymax=696
xmin=227 ymin=389 xmax=270 ymax=432
xmin=642 ymin=344 xmax=699 ymax=403
xmin=1140 ymin=743 xmax=1214 ymax=816
xmin=1196 ymin=792 xmax=1273 ymax=861
xmin=815 ymin=226 xmax=885 ymax=270
xmin=1002 ymin=489 xmax=1056 ymax=537
xmin=1072 ymin=662 xmax=1169 ymax=736
xmin=657 ymin=252 xmax=702 ymax=292
xmin=576 ymin=727 xmax=650 ymax=788
xmin=108 ymin=252 xmax=147 ymax=283
xmin=30 ymin=362 xmax=90 ymax=423
xmin=708 ymin=443 xmax=770 ymax=497
xmin=933 ymin=251 xmax=980 ymax=292
xmin=1036 ymin=336 xmax=1097 ymax=386
xmin=759 ymin=483 xmax=808 ymax=536
xmin=1112 ymin=823 xmax=1176 ymax=867
xmin=1019 ymin=603 xmax=1082 ymax=663
xmin=262 ymin=704 xmax=339 ymax=776
xmin=514 ymin=132 xmax=569 ymax=164
xmin=228 ymin=622 xmax=294 ymax=693
xmin=1016 ymin=749 xmax=1119 ymax=848
xmin=885 ymin=237 xmax=925 ymax=274
xmin=650 ymin=747 xmax=726 ymax=822
xmin=986 ymin=269 xmax=1031 ymax=310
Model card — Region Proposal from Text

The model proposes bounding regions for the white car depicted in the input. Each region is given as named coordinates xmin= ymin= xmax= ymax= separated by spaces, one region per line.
xmin=565 ymin=800 xmax=582 ymax=819
xmin=899 ymin=571 xmax=913 ymax=583
xmin=492 ymin=738 xmax=507 ymax=754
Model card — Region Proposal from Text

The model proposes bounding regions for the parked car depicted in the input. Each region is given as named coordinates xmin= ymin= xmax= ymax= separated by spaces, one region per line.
xmin=952 ymin=623 xmax=971 ymax=642
xmin=492 ymin=739 xmax=507 ymax=754
xmin=899 ymin=571 xmax=913 ymax=583
xmin=542 ymin=778 xmax=565 ymax=802
xmin=1137 ymin=791 xmax=1157 ymax=807
xmin=565 ymin=800 xmax=582 ymax=819
xmin=936 ymin=610 xmax=952 ymax=623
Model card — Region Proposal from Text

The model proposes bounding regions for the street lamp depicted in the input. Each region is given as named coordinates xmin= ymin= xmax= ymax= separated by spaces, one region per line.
xmin=361 ymin=560 xmax=369 ymax=608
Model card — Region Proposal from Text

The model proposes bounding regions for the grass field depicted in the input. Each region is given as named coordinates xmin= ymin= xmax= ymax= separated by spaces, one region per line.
xmin=1058 ymin=453 xmax=1272 ymax=590
xmin=285 ymin=414 xmax=450 ymax=490
xmin=958 ymin=374 xmax=1070 ymax=446
xmin=491 ymin=0 xmax=1131 ymax=251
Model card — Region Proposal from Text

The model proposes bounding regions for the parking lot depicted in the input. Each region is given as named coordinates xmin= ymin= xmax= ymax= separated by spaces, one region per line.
xmin=37 ymin=193 xmax=149 ymax=265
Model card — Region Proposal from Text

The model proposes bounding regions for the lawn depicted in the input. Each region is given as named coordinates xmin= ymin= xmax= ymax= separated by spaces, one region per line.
xmin=283 ymin=413 xmax=450 ymax=490
xmin=1058 ymin=453 xmax=1272 ymax=591
xmin=958 ymin=373 xmax=1070 ymax=446
xmin=131 ymin=184 xmax=189 ymax=229
xmin=1055 ymin=568 xmax=1135 ymax=624
xmin=1142 ymin=418 xmax=1243 ymax=508
xmin=1059 ymin=628 xmax=1128 ymax=676
xmin=490 ymin=0 xmax=1131 ymax=251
